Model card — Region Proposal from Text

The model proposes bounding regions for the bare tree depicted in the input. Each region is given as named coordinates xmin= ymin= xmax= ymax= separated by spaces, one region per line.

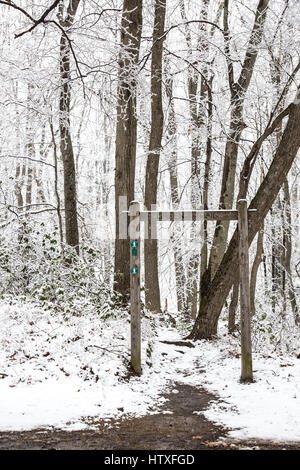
xmin=114 ymin=0 xmax=143 ymax=300
xmin=144 ymin=0 xmax=167 ymax=313
xmin=165 ymin=68 xmax=186 ymax=312
xmin=58 ymin=0 xmax=81 ymax=255
xmin=205 ymin=0 xmax=270 ymax=284
xmin=189 ymin=87 xmax=300 ymax=339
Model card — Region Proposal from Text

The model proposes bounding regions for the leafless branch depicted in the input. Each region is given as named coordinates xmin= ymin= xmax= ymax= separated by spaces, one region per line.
xmin=223 ymin=0 xmax=235 ymax=98
xmin=0 ymin=154 xmax=55 ymax=168
xmin=238 ymin=104 xmax=293 ymax=199
xmin=0 ymin=0 xmax=62 ymax=38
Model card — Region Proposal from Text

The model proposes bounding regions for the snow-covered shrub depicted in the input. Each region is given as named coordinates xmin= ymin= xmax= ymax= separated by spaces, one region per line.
xmin=0 ymin=221 xmax=119 ymax=318
xmin=252 ymin=307 xmax=299 ymax=355
xmin=248 ymin=280 xmax=299 ymax=354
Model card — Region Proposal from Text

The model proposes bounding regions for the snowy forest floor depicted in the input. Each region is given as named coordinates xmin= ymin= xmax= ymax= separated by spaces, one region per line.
xmin=0 ymin=300 xmax=300 ymax=450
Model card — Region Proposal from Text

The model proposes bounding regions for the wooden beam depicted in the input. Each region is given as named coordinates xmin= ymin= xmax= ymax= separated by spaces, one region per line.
xmin=147 ymin=210 xmax=239 ymax=221
xmin=123 ymin=209 xmax=256 ymax=222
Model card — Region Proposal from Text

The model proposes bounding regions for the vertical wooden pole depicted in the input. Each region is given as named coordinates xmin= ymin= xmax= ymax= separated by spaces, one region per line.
xmin=238 ymin=199 xmax=253 ymax=382
xmin=129 ymin=200 xmax=141 ymax=374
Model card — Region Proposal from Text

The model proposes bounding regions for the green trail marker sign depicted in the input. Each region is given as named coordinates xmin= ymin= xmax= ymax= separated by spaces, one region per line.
xmin=131 ymin=266 xmax=139 ymax=274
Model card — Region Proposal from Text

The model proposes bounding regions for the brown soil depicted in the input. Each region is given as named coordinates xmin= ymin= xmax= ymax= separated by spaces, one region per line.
xmin=0 ymin=383 xmax=299 ymax=450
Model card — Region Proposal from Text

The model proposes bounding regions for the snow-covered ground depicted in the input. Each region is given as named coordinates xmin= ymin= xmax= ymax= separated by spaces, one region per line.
xmin=0 ymin=300 xmax=299 ymax=443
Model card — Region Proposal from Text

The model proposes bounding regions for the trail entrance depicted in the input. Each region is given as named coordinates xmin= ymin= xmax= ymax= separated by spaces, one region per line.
xmin=124 ymin=199 xmax=256 ymax=382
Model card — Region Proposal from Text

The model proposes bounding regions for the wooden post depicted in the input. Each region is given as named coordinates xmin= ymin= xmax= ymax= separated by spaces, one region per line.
xmin=237 ymin=199 xmax=253 ymax=382
xmin=129 ymin=201 xmax=141 ymax=375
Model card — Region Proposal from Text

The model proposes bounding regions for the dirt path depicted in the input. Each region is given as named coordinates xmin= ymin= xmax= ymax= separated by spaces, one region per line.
xmin=0 ymin=383 xmax=299 ymax=450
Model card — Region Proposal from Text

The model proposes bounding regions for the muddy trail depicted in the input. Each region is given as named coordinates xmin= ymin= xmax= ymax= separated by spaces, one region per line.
xmin=0 ymin=383 xmax=299 ymax=450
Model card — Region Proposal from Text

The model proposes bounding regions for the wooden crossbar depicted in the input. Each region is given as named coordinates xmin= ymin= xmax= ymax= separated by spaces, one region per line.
xmin=123 ymin=209 xmax=256 ymax=221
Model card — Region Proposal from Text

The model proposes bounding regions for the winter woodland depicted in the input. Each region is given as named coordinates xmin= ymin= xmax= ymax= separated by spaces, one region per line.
xmin=0 ymin=0 xmax=300 ymax=443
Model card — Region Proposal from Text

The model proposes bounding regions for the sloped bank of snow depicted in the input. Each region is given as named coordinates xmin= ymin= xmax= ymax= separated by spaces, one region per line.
xmin=190 ymin=336 xmax=300 ymax=442
xmin=0 ymin=300 xmax=198 ymax=431
xmin=0 ymin=300 xmax=300 ymax=443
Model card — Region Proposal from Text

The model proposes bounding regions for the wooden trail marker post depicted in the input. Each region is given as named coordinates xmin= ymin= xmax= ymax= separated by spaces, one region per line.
xmin=237 ymin=199 xmax=253 ymax=382
xmin=125 ymin=201 xmax=254 ymax=381
xmin=129 ymin=201 xmax=141 ymax=375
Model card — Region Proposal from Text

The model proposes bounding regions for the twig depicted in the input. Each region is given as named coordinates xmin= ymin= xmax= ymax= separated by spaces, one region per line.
xmin=85 ymin=345 xmax=126 ymax=356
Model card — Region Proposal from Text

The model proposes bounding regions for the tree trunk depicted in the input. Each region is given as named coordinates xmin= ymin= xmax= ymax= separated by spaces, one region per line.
xmin=180 ymin=0 xmax=210 ymax=318
xmin=25 ymin=85 xmax=34 ymax=209
xmin=228 ymin=281 xmax=239 ymax=333
xmin=189 ymin=89 xmax=300 ymax=340
xmin=114 ymin=0 xmax=143 ymax=300
xmin=270 ymin=202 xmax=282 ymax=312
xmin=144 ymin=0 xmax=166 ymax=313
xmin=59 ymin=0 xmax=81 ymax=255
xmin=282 ymin=179 xmax=300 ymax=324
xmin=165 ymin=72 xmax=186 ymax=312
xmin=250 ymin=225 xmax=264 ymax=316
xmin=13 ymin=82 xmax=24 ymax=213
xmin=50 ymin=119 xmax=64 ymax=252
xmin=199 ymin=79 xmax=213 ymax=308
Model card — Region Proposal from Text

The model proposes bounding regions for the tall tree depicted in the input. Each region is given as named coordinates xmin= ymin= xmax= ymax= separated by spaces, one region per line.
xmin=144 ymin=0 xmax=167 ymax=313
xmin=58 ymin=0 xmax=81 ymax=255
xmin=179 ymin=0 xmax=211 ymax=318
xmin=165 ymin=69 xmax=186 ymax=312
xmin=114 ymin=0 xmax=143 ymax=300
